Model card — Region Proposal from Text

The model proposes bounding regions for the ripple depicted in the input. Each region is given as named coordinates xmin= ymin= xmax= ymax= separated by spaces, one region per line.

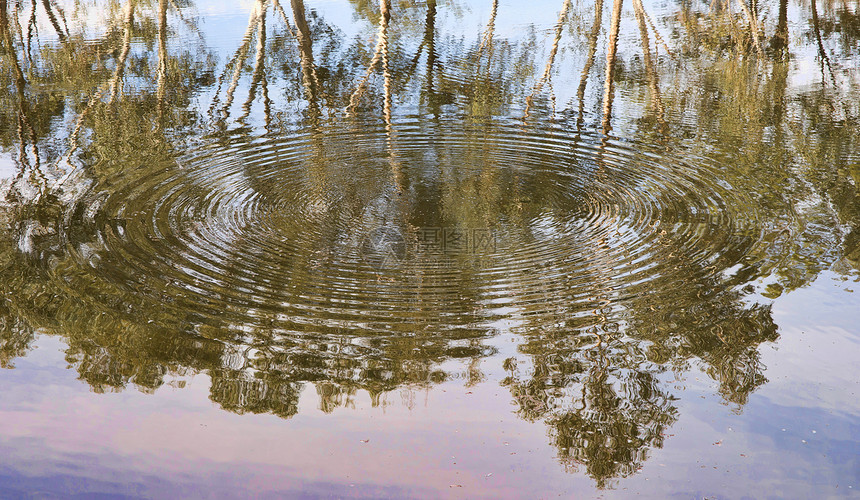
xmin=57 ymin=117 xmax=767 ymax=337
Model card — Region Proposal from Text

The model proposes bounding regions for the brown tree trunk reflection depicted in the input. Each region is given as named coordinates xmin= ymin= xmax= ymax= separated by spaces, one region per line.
xmin=1 ymin=0 xmax=40 ymax=173
xmin=810 ymin=0 xmax=836 ymax=84
xmin=576 ymin=0 xmax=603 ymax=131
xmin=156 ymin=0 xmax=168 ymax=118
xmin=477 ymin=0 xmax=498 ymax=59
xmin=109 ymin=0 xmax=136 ymax=103
xmin=291 ymin=0 xmax=320 ymax=113
xmin=240 ymin=3 xmax=268 ymax=123
xmin=601 ymin=0 xmax=623 ymax=133
xmin=39 ymin=0 xmax=66 ymax=41
xmin=525 ymin=0 xmax=571 ymax=119
xmin=770 ymin=0 xmax=788 ymax=53
xmin=631 ymin=0 xmax=667 ymax=131
xmin=219 ymin=0 xmax=264 ymax=120
xmin=347 ymin=0 xmax=392 ymax=123
xmin=736 ymin=0 xmax=763 ymax=56
xmin=422 ymin=0 xmax=438 ymax=112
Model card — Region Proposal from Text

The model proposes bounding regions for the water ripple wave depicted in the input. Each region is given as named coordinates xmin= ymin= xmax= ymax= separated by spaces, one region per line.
xmin=57 ymin=117 xmax=767 ymax=338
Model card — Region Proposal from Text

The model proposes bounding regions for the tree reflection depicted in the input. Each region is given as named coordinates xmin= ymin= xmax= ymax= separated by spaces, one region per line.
xmin=504 ymin=330 xmax=679 ymax=487
xmin=1 ymin=0 xmax=858 ymax=489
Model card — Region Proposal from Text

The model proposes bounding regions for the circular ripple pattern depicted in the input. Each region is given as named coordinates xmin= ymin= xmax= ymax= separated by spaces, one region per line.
xmin=58 ymin=118 xmax=765 ymax=336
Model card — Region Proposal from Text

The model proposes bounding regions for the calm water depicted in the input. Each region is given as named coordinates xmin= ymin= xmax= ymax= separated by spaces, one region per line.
xmin=1 ymin=0 xmax=859 ymax=497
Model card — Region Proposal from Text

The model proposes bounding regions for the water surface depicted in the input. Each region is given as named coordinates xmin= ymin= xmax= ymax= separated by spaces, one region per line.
xmin=1 ymin=0 xmax=859 ymax=497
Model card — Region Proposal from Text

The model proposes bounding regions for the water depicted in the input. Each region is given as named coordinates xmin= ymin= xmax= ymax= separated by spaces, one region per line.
xmin=1 ymin=0 xmax=859 ymax=497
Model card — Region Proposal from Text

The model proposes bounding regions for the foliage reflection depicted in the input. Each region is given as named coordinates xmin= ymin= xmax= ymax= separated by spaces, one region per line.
xmin=1 ymin=0 xmax=858 ymax=487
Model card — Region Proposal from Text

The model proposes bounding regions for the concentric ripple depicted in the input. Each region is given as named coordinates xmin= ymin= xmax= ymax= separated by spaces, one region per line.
xmin=57 ymin=118 xmax=767 ymax=337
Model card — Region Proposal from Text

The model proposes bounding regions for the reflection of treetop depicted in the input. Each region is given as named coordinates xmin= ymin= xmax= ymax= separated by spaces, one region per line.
xmin=0 ymin=0 xmax=858 ymax=489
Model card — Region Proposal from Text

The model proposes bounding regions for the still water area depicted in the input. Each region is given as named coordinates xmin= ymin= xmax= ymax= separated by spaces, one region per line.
xmin=1 ymin=0 xmax=859 ymax=497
